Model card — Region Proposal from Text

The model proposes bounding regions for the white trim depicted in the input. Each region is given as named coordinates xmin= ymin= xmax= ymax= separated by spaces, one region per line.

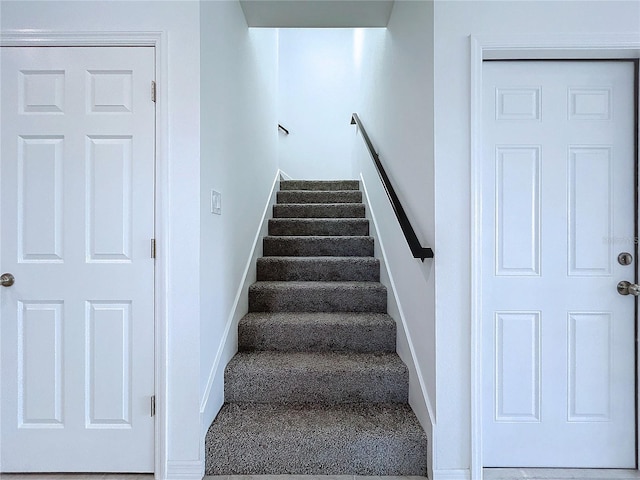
xmin=0 ymin=30 xmax=162 ymax=47
xmin=153 ymin=30 xmax=170 ymax=480
xmin=360 ymin=174 xmax=436 ymax=427
xmin=279 ymin=170 xmax=293 ymax=180
xmin=434 ymin=469 xmax=471 ymax=480
xmin=199 ymin=169 xmax=282 ymax=415
xmin=469 ymin=34 xmax=485 ymax=480
xmin=0 ymin=30 xmax=169 ymax=478
xmin=470 ymin=33 xmax=640 ymax=480
xmin=165 ymin=460 xmax=204 ymax=480
xmin=478 ymin=33 xmax=640 ymax=60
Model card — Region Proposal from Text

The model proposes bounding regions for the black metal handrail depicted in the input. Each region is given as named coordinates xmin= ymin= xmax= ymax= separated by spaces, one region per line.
xmin=278 ymin=124 xmax=289 ymax=135
xmin=351 ymin=113 xmax=434 ymax=261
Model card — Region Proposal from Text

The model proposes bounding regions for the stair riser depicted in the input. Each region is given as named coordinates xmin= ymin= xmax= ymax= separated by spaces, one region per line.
xmin=273 ymin=204 xmax=365 ymax=219
xmin=277 ymin=191 xmax=362 ymax=204
xmin=256 ymin=258 xmax=380 ymax=282
xmin=238 ymin=321 xmax=395 ymax=352
xmin=280 ymin=180 xmax=360 ymax=191
xmin=249 ymin=285 xmax=387 ymax=313
xmin=269 ymin=219 xmax=369 ymax=236
xmin=205 ymin=438 xmax=427 ymax=477
xmin=206 ymin=437 xmax=427 ymax=476
xmin=263 ymin=237 xmax=374 ymax=257
xmin=225 ymin=367 xmax=408 ymax=404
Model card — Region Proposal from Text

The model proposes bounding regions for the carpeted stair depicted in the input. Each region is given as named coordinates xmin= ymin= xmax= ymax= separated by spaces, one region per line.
xmin=205 ymin=180 xmax=428 ymax=475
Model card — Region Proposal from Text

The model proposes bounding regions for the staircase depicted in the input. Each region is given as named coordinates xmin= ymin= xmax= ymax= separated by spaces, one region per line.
xmin=205 ymin=180 xmax=428 ymax=475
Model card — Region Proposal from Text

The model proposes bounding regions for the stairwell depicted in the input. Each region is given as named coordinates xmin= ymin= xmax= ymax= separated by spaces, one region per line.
xmin=205 ymin=180 xmax=428 ymax=475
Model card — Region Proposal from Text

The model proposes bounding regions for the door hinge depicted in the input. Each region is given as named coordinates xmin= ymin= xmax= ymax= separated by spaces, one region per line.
xmin=151 ymin=81 xmax=157 ymax=103
xmin=151 ymin=238 xmax=156 ymax=259
xmin=151 ymin=395 xmax=156 ymax=417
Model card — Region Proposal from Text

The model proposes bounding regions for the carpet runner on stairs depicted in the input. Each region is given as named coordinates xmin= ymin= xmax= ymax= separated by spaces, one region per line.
xmin=205 ymin=180 xmax=428 ymax=475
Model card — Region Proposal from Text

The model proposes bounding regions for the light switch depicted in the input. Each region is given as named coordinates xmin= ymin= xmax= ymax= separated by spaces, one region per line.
xmin=211 ymin=190 xmax=221 ymax=215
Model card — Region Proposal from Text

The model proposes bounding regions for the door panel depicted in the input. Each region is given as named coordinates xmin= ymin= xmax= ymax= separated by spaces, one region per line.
xmin=1 ymin=47 xmax=155 ymax=472
xmin=482 ymin=61 xmax=636 ymax=468
xmin=495 ymin=146 xmax=541 ymax=276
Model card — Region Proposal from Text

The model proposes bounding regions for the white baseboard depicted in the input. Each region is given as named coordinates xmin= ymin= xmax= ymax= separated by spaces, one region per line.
xmin=434 ymin=469 xmax=472 ymax=480
xmin=164 ymin=460 xmax=204 ymax=480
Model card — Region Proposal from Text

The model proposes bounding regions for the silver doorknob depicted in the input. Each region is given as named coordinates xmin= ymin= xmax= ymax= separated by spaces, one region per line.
xmin=617 ymin=280 xmax=640 ymax=296
xmin=0 ymin=273 xmax=15 ymax=287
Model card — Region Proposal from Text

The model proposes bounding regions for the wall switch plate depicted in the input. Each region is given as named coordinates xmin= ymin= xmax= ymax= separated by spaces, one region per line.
xmin=211 ymin=190 xmax=221 ymax=215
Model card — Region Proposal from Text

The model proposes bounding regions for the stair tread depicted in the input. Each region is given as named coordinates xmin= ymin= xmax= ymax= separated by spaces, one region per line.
xmin=208 ymin=401 xmax=423 ymax=432
xmin=270 ymin=218 xmax=368 ymax=223
xmin=258 ymin=255 xmax=377 ymax=261
xmin=251 ymin=280 xmax=386 ymax=288
xmin=264 ymin=234 xmax=373 ymax=240
xmin=228 ymin=350 xmax=406 ymax=372
xmin=280 ymin=189 xmax=360 ymax=193
xmin=241 ymin=311 xmax=394 ymax=324
xmin=280 ymin=180 xmax=360 ymax=191
xmin=273 ymin=204 xmax=366 ymax=219
xmin=277 ymin=202 xmax=362 ymax=205
xmin=275 ymin=203 xmax=363 ymax=206
xmin=205 ymin=402 xmax=427 ymax=475
xmin=257 ymin=256 xmax=379 ymax=265
xmin=277 ymin=190 xmax=363 ymax=204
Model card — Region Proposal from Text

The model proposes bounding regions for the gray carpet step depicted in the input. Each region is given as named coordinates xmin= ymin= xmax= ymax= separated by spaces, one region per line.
xmin=257 ymin=256 xmax=379 ymax=282
xmin=249 ymin=281 xmax=387 ymax=313
xmin=273 ymin=203 xmax=365 ymax=218
xmin=205 ymin=402 xmax=428 ymax=475
xmin=280 ymin=180 xmax=359 ymax=191
xmin=277 ymin=190 xmax=362 ymax=204
xmin=268 ymin=218 xmax=369 ymax=236
xmin=238 ymin=312 xmax=396 ymax=352
xmin=205 ymin=179 xmax=428 ymax=476
xmin=263 ymin=235 xmax=374 ymax=257
xmin=225 ymin=351 xmax=408 ymax=404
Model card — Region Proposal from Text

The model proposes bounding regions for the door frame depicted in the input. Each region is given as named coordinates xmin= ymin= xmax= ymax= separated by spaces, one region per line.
xmin=0 ymin=31 xmax=169 ymax=478
xmin=470 ymin=33 xmax=640 ymax=480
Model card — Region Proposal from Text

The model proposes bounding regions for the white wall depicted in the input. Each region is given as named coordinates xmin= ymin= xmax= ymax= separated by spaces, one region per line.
xmin=278 ymin=28 xmax=360 ymax=180
xmin=433 ymin=1 xmax=640 ymax=478
xmin=199 ymin=0 xmax=279 ymax=447
xmin=357 ymin=3 xmax=435 ymax=244
xmin=354 ymin=1 xmax=436 ymax=474
xmin=1 ymin=2 xmax=202 ymax=478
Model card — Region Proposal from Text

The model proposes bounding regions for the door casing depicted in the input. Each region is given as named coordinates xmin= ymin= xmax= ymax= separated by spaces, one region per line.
xmin=0 ymin=31 xmax=169 ymax=478
xmin=470 ymin=33 xmax=640 ymax=480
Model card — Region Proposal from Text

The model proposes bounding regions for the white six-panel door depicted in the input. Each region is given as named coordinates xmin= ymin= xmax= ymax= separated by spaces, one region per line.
xmin=0 ymin=47 xmax=155 ymax=472
xmin=482 ymin=61 xmax=636 ymax=467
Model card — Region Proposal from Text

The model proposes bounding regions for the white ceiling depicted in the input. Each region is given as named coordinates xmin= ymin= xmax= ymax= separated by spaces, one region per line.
xmin=239 ymin=0 xmax=395 ymax=28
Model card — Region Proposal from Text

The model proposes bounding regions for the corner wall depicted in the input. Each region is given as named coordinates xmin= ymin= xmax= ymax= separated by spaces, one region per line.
xmin=199 ymin=0 xmax=279 ymax=451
